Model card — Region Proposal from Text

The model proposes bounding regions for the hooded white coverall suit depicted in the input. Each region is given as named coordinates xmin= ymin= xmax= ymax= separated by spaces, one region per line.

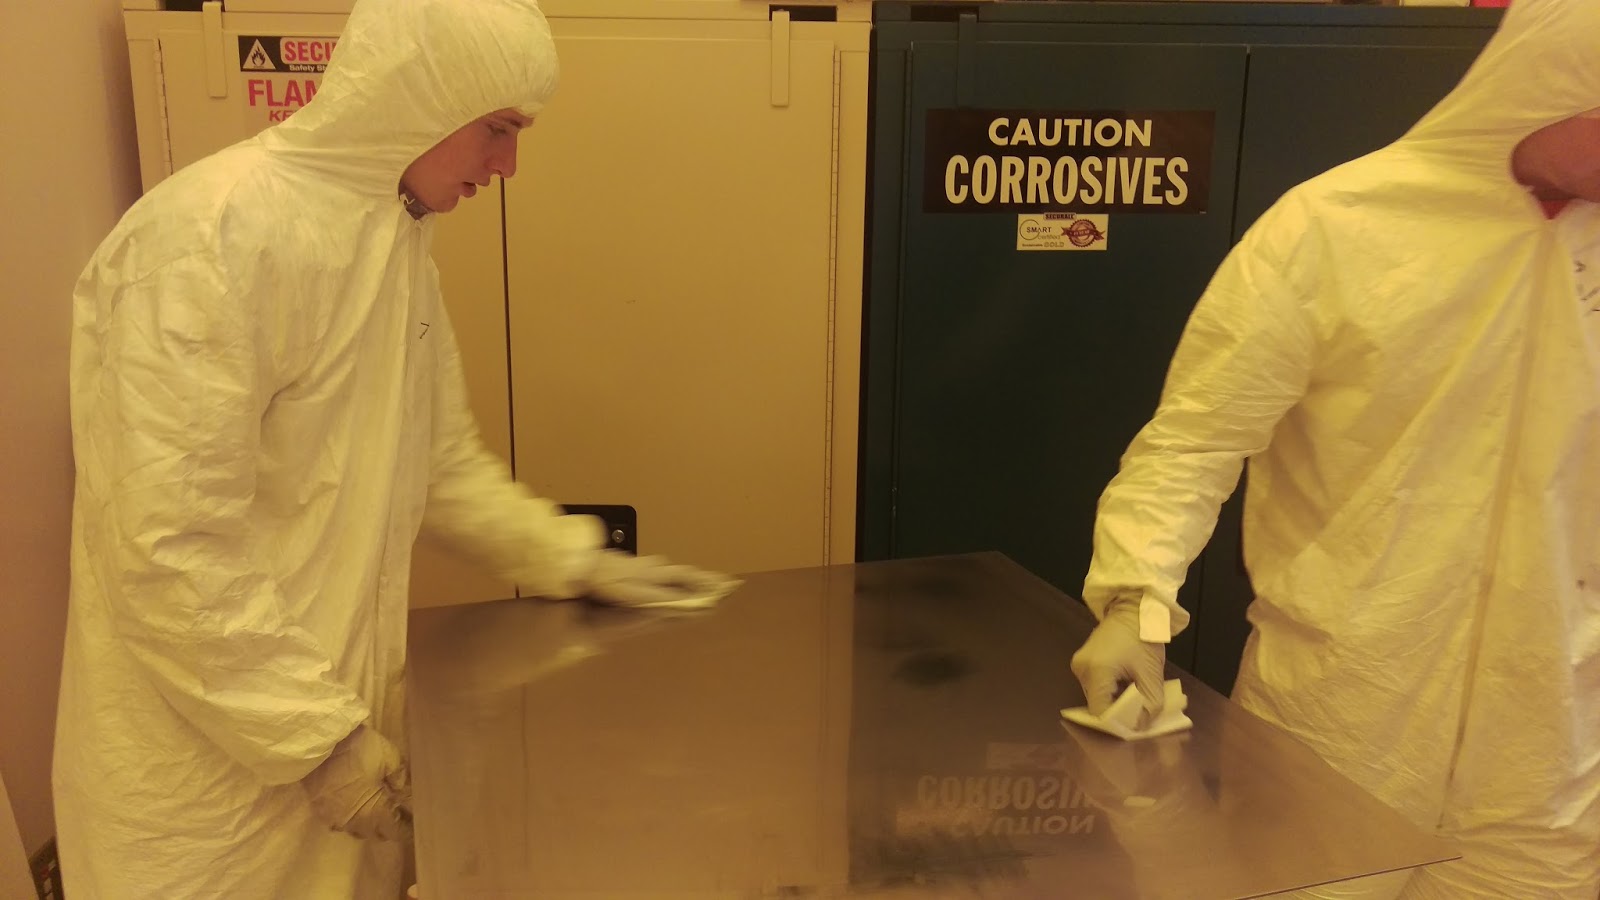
xmin=53 ymin=1 xmax=601 ymax=897
xmin=1081 ymin=2 xmax=1600 ymax=896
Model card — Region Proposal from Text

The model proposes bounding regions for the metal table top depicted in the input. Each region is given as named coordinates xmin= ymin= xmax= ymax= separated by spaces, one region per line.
xmin=406 ymin=553 xmax=1456 ymax=899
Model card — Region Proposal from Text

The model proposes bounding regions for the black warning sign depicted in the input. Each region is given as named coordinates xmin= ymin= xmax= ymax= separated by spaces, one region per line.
xmin=238 ymin=35 xmax=340 ymax=74
xmin=924 ymin=109 xmax=1215 ymax=214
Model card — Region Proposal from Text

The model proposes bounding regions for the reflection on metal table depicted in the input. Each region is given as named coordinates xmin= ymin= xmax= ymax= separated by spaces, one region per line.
xmin=406 ymin=553 xmax=1456 ymax=899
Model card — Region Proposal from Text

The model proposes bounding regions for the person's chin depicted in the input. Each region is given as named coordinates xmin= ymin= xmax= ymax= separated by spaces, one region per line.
xmin=430 ymin=194 xmax=462 ymax=213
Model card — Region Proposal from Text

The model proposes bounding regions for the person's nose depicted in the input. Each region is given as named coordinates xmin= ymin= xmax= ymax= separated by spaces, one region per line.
xmin=490 ymin=135 xmax=519 ymax=180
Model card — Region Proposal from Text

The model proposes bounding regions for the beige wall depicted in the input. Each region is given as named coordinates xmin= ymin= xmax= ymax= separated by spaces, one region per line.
xmin=0 ymin=0 xmax=142 ymax=855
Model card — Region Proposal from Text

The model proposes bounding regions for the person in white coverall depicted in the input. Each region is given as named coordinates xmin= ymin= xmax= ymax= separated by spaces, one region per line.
xmin=1069 ymin=1 xmax=1600 ymax=898
xmin=53 ymin=0 xmax=729 ymax=897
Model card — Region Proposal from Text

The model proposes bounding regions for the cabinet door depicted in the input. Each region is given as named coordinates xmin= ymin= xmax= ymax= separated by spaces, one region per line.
xmin=504 ymin=20 xmax=846 ymax=577
xmin=880 ymin=37 xmax=1248 ymax=671
xmin=1234 ymin=43 xmax=1491 ymax=239
xmin=126 ymin=10 xmax=515 ymax=607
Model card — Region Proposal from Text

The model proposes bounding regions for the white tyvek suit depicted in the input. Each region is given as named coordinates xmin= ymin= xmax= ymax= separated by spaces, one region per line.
xmin=53 ymin=1 xmax=598 ymax=897
xmin=1082 ymin=2 xmax=1600 ymax=896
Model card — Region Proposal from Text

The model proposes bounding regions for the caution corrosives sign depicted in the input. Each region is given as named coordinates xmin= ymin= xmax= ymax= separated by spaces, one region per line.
xmin=238 ymin=36 xmax=339 ymax=73
xmin=924 ymin=109 xmax=1216 ymax=214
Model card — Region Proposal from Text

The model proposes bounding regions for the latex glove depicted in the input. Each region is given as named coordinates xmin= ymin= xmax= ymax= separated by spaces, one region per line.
xmin=583 ymin=550 xmax=740 ymax=610
xmin=1070 ymin=596 xmax=1167 ymax=723
xmin=301 ymin=724 xmax=412 ymax=841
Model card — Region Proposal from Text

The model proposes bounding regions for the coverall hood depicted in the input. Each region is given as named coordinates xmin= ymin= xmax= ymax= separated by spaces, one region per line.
xmin=265 ymin=0 xmax=559 ymax=196
xmin=1403 ymin=0 xmax=1600 ymax=176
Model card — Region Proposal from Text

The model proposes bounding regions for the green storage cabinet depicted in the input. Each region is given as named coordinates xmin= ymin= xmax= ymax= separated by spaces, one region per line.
xmin=860 ymin=1 xmax=1500 ymax=692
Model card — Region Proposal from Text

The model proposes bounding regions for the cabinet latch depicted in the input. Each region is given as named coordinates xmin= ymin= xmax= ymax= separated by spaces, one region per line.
xmin=202 ymin=0 xmax=228 ymax=99
xmin=771 ymin=9 xmax=791 ymax=108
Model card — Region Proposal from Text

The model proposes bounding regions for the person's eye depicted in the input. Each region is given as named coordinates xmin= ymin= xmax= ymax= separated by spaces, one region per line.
xmin=486 ymin=122 xmax=508 ymax=137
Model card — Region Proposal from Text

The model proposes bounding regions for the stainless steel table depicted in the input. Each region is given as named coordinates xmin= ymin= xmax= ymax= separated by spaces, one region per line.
xmin=407 ymin=553 xmax=1457 ymax=899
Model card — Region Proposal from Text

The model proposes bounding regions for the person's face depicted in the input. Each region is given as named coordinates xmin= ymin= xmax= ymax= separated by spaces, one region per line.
xmin=399 ymin=108 xmax=534 ymax=214
xmin=1511 ymin=110 xmax=1600 ymax=203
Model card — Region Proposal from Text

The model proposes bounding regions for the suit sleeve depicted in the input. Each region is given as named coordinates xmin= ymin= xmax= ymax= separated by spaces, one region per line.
xmin=79 ymin=255 xmax=366 ymax=785
xmin=417 ymin=301 xmax=603 ymax=599
xmin=1082 ymin=224 xmax=1317 ymax=634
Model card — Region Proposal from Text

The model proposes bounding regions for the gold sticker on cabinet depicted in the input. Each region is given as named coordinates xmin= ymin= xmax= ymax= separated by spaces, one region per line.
xmin=1017 ymin=213 xmax=1108 ymax=252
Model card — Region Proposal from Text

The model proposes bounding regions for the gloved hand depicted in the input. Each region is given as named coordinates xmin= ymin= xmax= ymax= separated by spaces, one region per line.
xmin=300 ymin=724 xmax=412 ymax=841
xmin=583 ymin=549 xmax=740 ymax=611
xmin=1070 ymin=596 xmax=1168 ymax=724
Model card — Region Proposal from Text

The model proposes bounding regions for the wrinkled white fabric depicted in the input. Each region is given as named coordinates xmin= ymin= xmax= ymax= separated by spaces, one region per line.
xmin=1082 ymin=1 xmax=1600 ymax=895
xmin=54 ymin=1 xmax=598 ymax=898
